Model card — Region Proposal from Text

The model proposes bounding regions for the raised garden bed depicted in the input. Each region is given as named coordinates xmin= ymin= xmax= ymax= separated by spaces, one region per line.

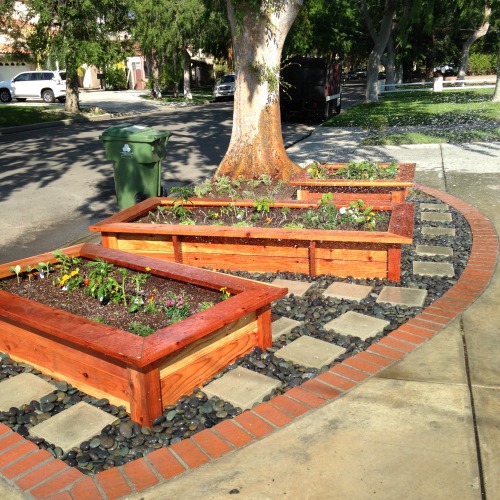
xmin=289 ymin=162 xmax=416 ymax=203
xmin=90 ymin=198 xmax=414 ymax=281
xmin=0 ymin=244 xmax=286 ymax=426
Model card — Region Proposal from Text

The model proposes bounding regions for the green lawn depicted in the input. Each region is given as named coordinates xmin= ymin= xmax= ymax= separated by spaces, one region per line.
xmin=324 ymin=89 xmax=500 ymax=144
xmin=0 ymin=106 xmax=80 ymax=128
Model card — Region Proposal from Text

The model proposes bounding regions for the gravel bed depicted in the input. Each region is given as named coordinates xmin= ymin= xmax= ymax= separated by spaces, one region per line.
xmin=0 ymin=194 xmax=472 ymax=475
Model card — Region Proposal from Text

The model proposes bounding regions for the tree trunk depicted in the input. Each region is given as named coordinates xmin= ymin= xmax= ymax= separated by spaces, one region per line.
xmin=384 ymin=34 xmax=396 ymax=91
xmin=457 ymin=0 xmax=491 ymax=86
xmin=492 ymin=42 xmax=500 ymax=102
xmin=361 ymin=0 xmax=397 ymax=103
xmin=183 ymin=47 xmax=192 ymax=100
xmin=215 ymin=0 xmax=303 ymax=181
xmin=150 ymin=52 xmax=162 ymax=99
xmin=64 ymin=47 xmax=80 ymax=113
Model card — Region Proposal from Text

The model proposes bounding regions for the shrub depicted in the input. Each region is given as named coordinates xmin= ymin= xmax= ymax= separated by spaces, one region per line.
xmin=467 ymin=53 xmax=497 ymax=75
xmin=105 ymin=65 xmax=128 ymax=90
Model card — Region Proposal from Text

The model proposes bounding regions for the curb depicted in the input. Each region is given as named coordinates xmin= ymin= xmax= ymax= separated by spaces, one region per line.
xmin=0 ymin=185 xmax=498 ymax=499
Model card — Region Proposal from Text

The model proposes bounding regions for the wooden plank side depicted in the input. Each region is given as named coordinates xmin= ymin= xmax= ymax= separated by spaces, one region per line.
xmin=314 ymin=243 xmax=388 ymax=262
xmin=0 ymin=319 xmax=132 ymax=402
xmin=315 ymin=259 xmax=388 ymax=278
xmin=159 ymin=315 xmax=259 ymax=404
xmin=182 ymin=253 xmax=311 ymax=273
xmin=127 ymin=367 xmax=163 ymax=427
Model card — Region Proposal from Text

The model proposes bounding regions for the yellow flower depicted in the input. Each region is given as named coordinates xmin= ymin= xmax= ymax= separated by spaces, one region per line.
xmin=145 ymin=267 xmax=151 ymax=272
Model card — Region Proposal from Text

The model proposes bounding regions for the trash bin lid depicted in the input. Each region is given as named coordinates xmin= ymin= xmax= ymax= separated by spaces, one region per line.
xmin=100 ymin=124 xmax=171 ymax=143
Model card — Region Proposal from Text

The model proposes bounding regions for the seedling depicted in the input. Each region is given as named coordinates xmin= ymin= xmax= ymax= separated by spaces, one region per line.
xmin=9 ymin=265 xmax=21 ymax=284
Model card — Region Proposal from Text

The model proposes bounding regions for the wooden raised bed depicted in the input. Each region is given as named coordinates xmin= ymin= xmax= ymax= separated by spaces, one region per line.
xmin=90 ymin=198 xmax=414 ymax=281
xmin=0 ymin=244 xmax=286 ymax=426
xmin=289 ymin=162 xmax=416 ymax=203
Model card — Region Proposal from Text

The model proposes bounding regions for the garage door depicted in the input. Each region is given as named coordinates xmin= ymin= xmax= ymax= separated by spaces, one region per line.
xmin=0 ymin=62 xmax=30 ymax=81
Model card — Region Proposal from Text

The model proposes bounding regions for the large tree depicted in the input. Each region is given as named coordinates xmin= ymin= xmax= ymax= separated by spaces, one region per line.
xmin=360 ymin=0 xmax=398 ymax=103
xmin=214 ymin=0 xmax=303 ymax=181
xmin=456 ymin=0 xmax=491 ymax=85
xmin=25 ymin=0 xmax=131 ymax=112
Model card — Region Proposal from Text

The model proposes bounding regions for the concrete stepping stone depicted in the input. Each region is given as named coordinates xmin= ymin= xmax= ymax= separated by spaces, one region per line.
xmin=29 ymin=402 xmax=118 ymax=453
xmin=416 ymin=244 xmax=453 ymax=257
xmin=203 ymin=367 xmax=280 ymax=410
xmin=271 ymin=278 xmax=313 ymax=297
xmin=377 ymin=286 xmax=428 ymax=308
xmin=420 ymin=212 xmax=452 ymax=223
xmin=0 ymin=373 xmax=55 ymax=411
xmin=324 ymin=311 xmax=390 ymax=340
xmin=272 ymin=317 xmax=303 ymax=340
xmin=420 ymin=203 xmax=449 ymax=211
xmin=421 ymin=226 xmax=456 ymax=237
xmin=413 ymin=261 xmax=455 ymax=277
xmin=323 ymin=282 xmax=372 ymax=302
xmin=275 ymin=336 xmax=345 ymax=369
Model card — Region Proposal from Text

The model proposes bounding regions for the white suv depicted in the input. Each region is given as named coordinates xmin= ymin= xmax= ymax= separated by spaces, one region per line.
xmin=213 ymin=73 xmax=235 ymax=101
xmin=0 ymin=70 xmax=66 ymax=103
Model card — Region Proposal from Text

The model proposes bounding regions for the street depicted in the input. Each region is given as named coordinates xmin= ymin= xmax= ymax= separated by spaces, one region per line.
xmin=0 ymin=94 xmax=317 ymax=263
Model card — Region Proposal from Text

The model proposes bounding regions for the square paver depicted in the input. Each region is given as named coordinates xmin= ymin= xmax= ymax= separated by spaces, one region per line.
xmin=323 ymin=282 xmax=372 ymax=302
xmin=420 ymin=203 xmax=449 ymax=211
xmin=0 ymin=373 xmax=55 ymax=411
xmin=275 ymin=336 xmax=345 ymax=369
xmin=377 ymin=286 xmax=428 ymax=307
xmin=271 ymin=279 xmax=313 ymax=297
xmin=413 ymin=261 xmax=455 ymax=277
xmin=421 ymin=226 xmax=456 ymax=237
xmin=272 ymin=316 xmax=303 ymax=340
xmin=420 ymin=212 xmax=452 ymax=223
xmin=416 ymin=244 xmax=453 ymax=257
xmin=29 ymin=402 xmax=118 ymax=453
xmin=323 ymin=311 xmax=390 ymax=340
xmin=203 ymin=367 xmax=281 ymax=410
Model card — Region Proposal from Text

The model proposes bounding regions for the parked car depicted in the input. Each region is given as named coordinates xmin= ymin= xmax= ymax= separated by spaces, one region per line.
xmin=0 ymin=70 xmax=66 ymax=103
xmin=213 ymin=73 xmax=235 ymax=101
xmin=433 ymin=63 xmax=457 ymax=76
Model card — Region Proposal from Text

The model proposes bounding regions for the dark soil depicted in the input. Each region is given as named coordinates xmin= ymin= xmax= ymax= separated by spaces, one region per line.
xmin=138 ymin=202 xmax=391 ymax=232
xmin=0 ymin=261 xmax=223 ymax=335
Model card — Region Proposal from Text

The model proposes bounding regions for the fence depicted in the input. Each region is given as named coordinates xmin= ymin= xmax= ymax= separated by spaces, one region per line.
xmin=379 ymin=76 xmax=496 ymax=95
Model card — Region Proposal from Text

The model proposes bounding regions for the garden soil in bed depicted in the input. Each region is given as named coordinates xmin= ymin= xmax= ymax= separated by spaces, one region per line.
xmin=0 ymin=262 xmax=223 ymax=334
xmin=0 ymin=193 xmax=472 ymax=476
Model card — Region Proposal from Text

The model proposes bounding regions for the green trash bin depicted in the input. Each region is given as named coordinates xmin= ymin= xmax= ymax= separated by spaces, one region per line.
xmin=100 ymin=124 xmax=171 ymax=209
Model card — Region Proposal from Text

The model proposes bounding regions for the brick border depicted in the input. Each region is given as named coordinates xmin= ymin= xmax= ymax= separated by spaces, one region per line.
xmin=0 ymin=186 xmax=497 ymax=500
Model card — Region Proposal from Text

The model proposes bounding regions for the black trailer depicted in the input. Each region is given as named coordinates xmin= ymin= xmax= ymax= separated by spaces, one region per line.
xmin=280 ymin=56 xmax=342 ymax=121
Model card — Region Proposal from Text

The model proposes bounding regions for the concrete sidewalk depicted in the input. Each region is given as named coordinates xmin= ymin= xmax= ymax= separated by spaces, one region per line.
xmin=0 ymin=129 xmax=498 ymax=499
xmin=124 ymin=134 xmax=500 ymax=499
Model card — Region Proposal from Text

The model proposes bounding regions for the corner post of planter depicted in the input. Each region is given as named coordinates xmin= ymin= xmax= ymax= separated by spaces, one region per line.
xmin=256 ymin=306 xmax=272 ymax=351
xmin=126 ymin=364 xmax=163 ymax=427
xmin=101 ymin=233 xmax=119 ymax=249
xmin=387 ymin=245 xmax=401 ymax=282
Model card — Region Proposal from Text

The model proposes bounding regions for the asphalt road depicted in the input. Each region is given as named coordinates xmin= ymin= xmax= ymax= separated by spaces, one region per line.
xmin=0 ymin=83 xmax=364 ymax=263
xmin=0 ymin=96 xmax=318 ymax=263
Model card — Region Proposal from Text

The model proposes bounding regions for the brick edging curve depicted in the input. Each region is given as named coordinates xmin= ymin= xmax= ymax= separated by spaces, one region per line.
xmin=0 ymin=185 xmax=498 ymax=499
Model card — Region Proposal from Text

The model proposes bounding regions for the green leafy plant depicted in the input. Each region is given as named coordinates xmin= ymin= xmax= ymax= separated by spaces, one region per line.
xmin=35 ymin=262 xmax=52 ymax=279
xmin=199 ymin=301 xmax=214 ymax=311
xmin=163 ymin=292 xmax=191 ymax=324
xmin=128 ymin=322 xmax=155 ymax=337
xmin=253 ymin=197 xmax=274 ymax=214
xmin=85 ymin=260 xmax=122 ymax=303
xmin=129 ymin=272 xmax=149 ymax=294
xmin=9 ymin=265 xmax=21 ymax=284
xmin=53 ymin=250 xmax=82 ymax=274
xmin=307 ymin=160 xmax=398 ymax=180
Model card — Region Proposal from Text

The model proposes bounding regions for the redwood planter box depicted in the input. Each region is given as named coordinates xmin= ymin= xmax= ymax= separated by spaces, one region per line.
xmin=90 ymin=198 xmax=414 ymax=281
xmin=0 ymin=244 xmax=286 ymax=426
xmin=289 ymin=162 xmax=416 ymax=203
